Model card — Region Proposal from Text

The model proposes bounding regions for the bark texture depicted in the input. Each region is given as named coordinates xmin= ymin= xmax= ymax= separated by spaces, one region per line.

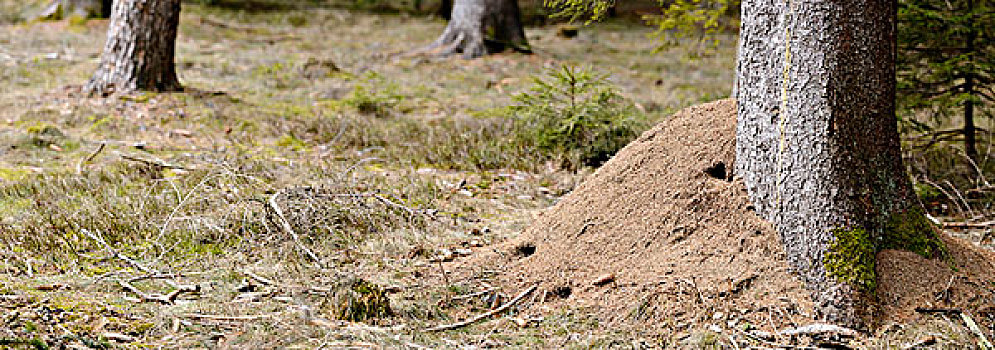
xmin=426 ymin=0 xmax=529 ymax=58
xmin=736 ymin=0 xmax=940 ymax=326
xmin=84 ymin=0 xmax=182 ymax=96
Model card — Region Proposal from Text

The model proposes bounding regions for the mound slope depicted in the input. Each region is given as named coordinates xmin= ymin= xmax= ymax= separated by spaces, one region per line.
xmin=498 ymin=99 xmax=995 ymax=334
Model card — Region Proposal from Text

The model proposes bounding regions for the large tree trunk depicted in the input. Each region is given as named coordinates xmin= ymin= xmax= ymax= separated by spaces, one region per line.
xmin=84 ymin=0 xmax=182 ymax=96
xmin=424 ymin=0 xmax=530 ymax=59
xmin=736 ymin=0 xmax=945 ymax=326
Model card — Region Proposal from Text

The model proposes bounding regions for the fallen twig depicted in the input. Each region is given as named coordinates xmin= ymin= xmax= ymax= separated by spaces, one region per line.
xmin=119 ymin=153 xmax=187 ymax=170
xmin=243 ymin=270 xmax=277 ymax=286
xmin=82 ymin=229 xmax=156 ymax=274
xmin=268 ymin=190 xmax=323 ymax=266
xmin=961 ymin=312 xmax=994 ymax=350
xmin=118 ymin=280 xmax=198 ymax=305
xmin=942 ymin=221 xmax=995 ymax=229
xmin=425 ymin=284 xmax=537 ymax=332
xmin=181 ymin=313 xmax=278 ymax=321
xmin=76 ymin=142 xmax=106 ymax=174
xmin=778 ymin=323 xmax=859 ymax=338
xmin=451 ymin=288 xmax=496 ymax=301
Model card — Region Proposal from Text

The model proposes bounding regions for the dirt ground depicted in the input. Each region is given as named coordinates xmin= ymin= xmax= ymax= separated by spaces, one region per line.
xmin=449 ymin=99 xmax=995 ymax=348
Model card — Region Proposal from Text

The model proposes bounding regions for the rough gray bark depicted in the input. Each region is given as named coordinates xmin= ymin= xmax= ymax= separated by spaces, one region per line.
xmin=84 ymin=0 xmax=182 ymax=96
xmin=424 ymin=0 xmax=530 ymax=58
xmin=736 ymin=0 xmax=938 ymax=326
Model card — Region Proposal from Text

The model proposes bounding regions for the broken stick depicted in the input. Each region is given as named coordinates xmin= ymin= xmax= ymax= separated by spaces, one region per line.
xmin=424 ymin=284 xmax=538 ymax=332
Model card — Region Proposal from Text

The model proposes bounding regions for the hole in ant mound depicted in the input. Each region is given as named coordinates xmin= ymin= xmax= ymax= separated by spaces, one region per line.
xmin=514 ymin=243 xmax=536 ymax=257
xmin=552 ymin=285 xmax=572 ymax=299
xmin=704 ymin=161 xmax=728 ymax=180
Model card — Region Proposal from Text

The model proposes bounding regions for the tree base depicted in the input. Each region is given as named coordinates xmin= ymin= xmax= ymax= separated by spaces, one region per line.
xmin=420 ymin=0 xmax=530 ymax=59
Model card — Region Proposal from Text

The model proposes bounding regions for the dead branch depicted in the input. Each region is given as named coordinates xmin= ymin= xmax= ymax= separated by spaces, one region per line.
xmin=961 ymin=313 xmax=994 ymax=350
xmin=451 ymin=288 xmax=496 ymax=301
xmin=181 ymin=313 xmax=277 ymax=322
xmin=118 ymin=280 xmax=198 ymax=305
xmin=944 ymin=179 xmax=977 ymax=218
xmin=919 ymin=178 xmax=969 ymax=217
xmin=424 ymin=284 xmax=537 ymax=332
xmin=941 ymin=221 xmax=995 ymax=229
xmin=119 ymin=153 xmax=187 ymax=170
xmin=243 ymin=270 xmax=278 ymax=286
xmin=778 ymin=323 xmax=859 ymax=338
xmin=76 ymin=142 xmax=106 ymax=174
xmin=82 ymin=229 xmax=155 ymax=274
xmin=269 ymin=190 xmax=323 ymax=266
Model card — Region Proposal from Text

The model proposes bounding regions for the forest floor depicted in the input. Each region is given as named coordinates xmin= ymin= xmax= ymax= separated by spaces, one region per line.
xmin=0 ymin=1 xmax=992 ymax=349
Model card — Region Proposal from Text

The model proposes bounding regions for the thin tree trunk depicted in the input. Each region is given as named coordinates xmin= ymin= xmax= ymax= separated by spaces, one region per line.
xmin=737 ymin=0 xmax=945 ymax=327
xmin=965 ymin=80 xmax=977 ymax=162
xmin=84 ymin=0 xmax=182 ymax=96
xmin=964 ymin=6 xmax=978 ymax=163
xmin=437 ymin=0 xmax=452 ymax=20
xmin=422 ymin=0 xmax=529 ymax=59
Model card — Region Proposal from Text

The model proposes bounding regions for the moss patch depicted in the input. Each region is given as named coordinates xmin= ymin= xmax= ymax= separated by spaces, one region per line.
xmin=329 ymin=278 xmax=393 ymax=322
xmin=880 ymin=209 xmax=949 ymax=260
xmin=825 ymin=227 xmax=878 ymax=291
xmin=825 ymin=209 xmax=949 ymax=292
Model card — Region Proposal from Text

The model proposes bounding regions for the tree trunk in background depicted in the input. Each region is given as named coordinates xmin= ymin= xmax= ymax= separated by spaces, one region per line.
xmin=736 ymin=0 xmax=944 ymax=326
xmin=84 ymin=0 xmax=182 ymax=96
xmin=964 ymin=17 xmax=978 ymax=163
xmin=425 ymin=0 xmax=529 ymax=58
xmin=437 ymin=0 xmax=452 ymax=20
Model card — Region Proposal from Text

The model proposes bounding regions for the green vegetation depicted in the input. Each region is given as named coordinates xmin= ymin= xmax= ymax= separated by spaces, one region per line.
xmin=505 ymin=65 xmax=645 ymax=169
xmin=897 ymin=0 xmax=994 ymax=161
xmin=826 ymin=210 xmax=948 ymax=292
xmin=825 ymin=227 xmax=878 ymax=291
xmin=330 ymin=278 xmax=394 ymax=322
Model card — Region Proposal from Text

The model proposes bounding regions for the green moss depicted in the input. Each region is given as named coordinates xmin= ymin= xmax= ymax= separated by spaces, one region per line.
xmin=825 ymin=209 xmax=948 ymax=292
xmin=825 ymin=227 xmax=878 ymax=292
xmin=276 ymin=134 xmax=308 ymax=152
xmin=880 ymin=209 xmax=948 ymax=260
xmin=330 ymin=278 xmax=393 ymax=322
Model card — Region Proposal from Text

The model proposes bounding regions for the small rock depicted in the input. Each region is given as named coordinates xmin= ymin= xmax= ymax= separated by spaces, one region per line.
xmin=453 ymin=248 xmax=473 ymax=256
xmin=713 ymin=312 xmax=725 ymax=320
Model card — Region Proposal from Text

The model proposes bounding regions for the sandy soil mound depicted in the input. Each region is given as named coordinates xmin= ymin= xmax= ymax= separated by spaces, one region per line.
xmin=491 ymin=99 xmax=995 ymax=334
